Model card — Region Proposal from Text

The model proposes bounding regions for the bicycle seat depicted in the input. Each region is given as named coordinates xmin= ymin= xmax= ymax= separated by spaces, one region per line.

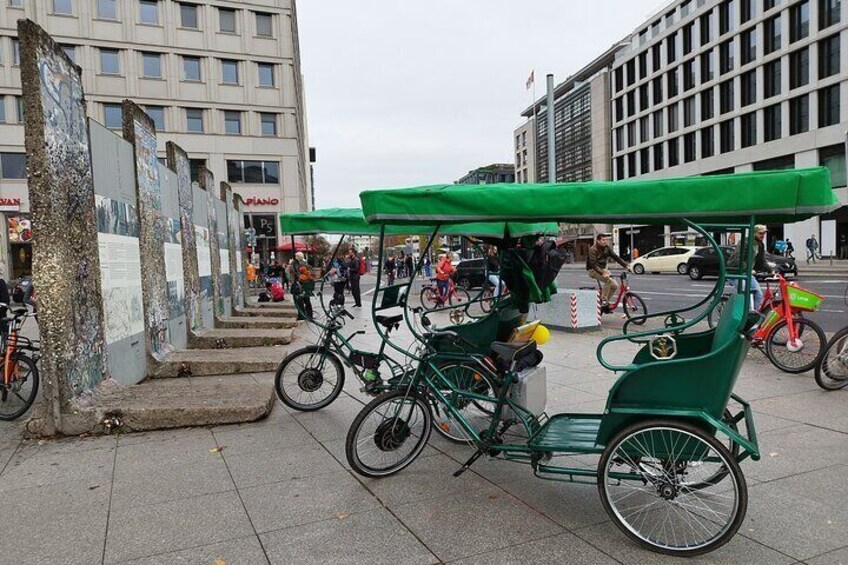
xmin=376 ymin=314 xmax=403 ymax=329
xmin=490 ymin=340 xmax=537 ymax=364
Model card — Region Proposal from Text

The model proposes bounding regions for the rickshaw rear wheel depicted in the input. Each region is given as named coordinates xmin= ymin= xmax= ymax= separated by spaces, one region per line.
xmin=346 ymin=389 xmax=433 ymax=478
xmin=429 ymin=362 xmax=499 ymax=444
xmin=274 ymin=346 xmax=345 ymax=411
xmin=598 ymin=419 xmax=747 ymax=556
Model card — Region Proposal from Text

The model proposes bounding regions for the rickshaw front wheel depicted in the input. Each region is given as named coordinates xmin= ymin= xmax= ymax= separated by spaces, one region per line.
xmin=274 ymin=346 xmax=345 ymax=411
xmin=598 ymin=419 xmax=747 ymax=556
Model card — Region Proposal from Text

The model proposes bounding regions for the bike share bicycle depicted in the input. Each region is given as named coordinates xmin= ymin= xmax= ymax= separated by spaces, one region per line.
xmin=345 ymin=168 xmax=839 ymax=556
xmin=0 ymin=303 xmax=40 ymax=420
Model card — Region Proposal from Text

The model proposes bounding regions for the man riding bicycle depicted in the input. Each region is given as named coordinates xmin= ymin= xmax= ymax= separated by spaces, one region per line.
xmin=586 ymin=233 xmax=630 ymax=307
xmin=728 ymin=224 xmax=772 ymax=310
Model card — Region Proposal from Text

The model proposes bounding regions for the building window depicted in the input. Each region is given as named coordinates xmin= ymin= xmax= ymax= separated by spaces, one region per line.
xmin=701 ymin=50 xmax=714 ymax=82
xmin=684 ymin=96 xmax=696 ymax=126
xmin=719 ymin=79 xmax=734 ymax=113
xmin=683 ymin=23 xmax=694 ymax=52
xmin=615 ymin=98 xmax=624 ymax=122
xmin=702 ymin=126 xmax=715 ymax=158
xmin=53 ymin=0 xmax=72 ymax=15
xmin=227 ymin=160 xmax=279 ymax=184
xmin=789 ymin=94 xmax=810 ymax=134
xmin=720 ymin=39 xmax=734 ymax=74
xmin=0 ymin=153 xmax=27 ymax=179
xmin=684 ymin=132 xmax=696 ymax=162
xmin=654 ymin=144 xmax=664 ymax=170
xmin=179 ymin=2 xmax=198 ymax=29
xmin=754 ymin=155 xmax=795 ymax=170
xmin=104 ymin=103 xmax=122 ymax=129
xmin=652 ymin=45 xmax=662 ymax=72
xmin=0 ymin=99 xmax=4 ymax=124
xmin=8 ymin=0 xmax=23 ymax=6
xmin=668 ymin=103 xmax=679 ymax=132
xmin=653 ymin=110 xmax=664 ymax=136
xmin=12 ymin=39 xmax=20 ymax=66
xmin=640 ymin=149 xmax=650 ymax=174
xmin=626 ymin=59 xmax=636 ymax=85
xmin=741 ymin=29 xmax=756 ymax=64
xmin=667 ymin=68 xmax=679 ymax=97
xmin=627 ymin=91 xmax=635 ymax=117
xmin=819 ymin=34 xmax=840 ymax=78
xmin=185 ymin=108 xmax=204 ymax=133
xmin=139 ymin=0 xmax=159 ymax=24
xmin=616 ymin=157 xmax=625 ymax=180
xmin=719 ymin=0 xmax=735 ymax=34
xmin=668 ymin=137 xmax=680 ymax=166
xmin=61 ymin=44 xmax=76 ymax=62
xmin=260 ymin=113 xmax=277 ymax=136
xmin=97 ymin=0 xmax=117 ymax=19
xmin=640 ymin=85 xmax=649 ymax=111
xmin=15 ymin=96 xmax=23 ymax=123
xmin=790 ymin=1 xmax=810 ymax=42
xmin=764 ymin=14 xmax=782 ymax=54
xmin=183 ymin=56 xmax=201 ymax=81
xmin=720 ymin=120 xmax=735 ymax=153
xmin=615 ymin=127 xmax=624 ymax=151
xmin=224 ymin=110 xmax=242 ymax=134
xmin=819 ymin=0 xmax=841 ymax=29
xmin=702 ymin=88 xmax=715 ymax=120
xmin=145 ymin=105 xmax=165 ymax=131
xmin=764 ymin=60 xmax=781 ymax=98
xmin=627 ymin=153 xmax=637 ymax=178
xmin=764 ymin=0 xmax=779 ymax=10
xmin=764 ymin=103 xmax=781 ymax=141
xmin=741 ymin=112 xmax=757 ymax=146
xmin=681 ymin=0 xmax=692 ymax=16
xmin=99 ymin=48 xmax=120 ymax=74
xmin=627 ymin=122 xmax=636 ymax=146
xmin=219 ymin=8 xmax=236 ymax=33
xmin=258 ymin=63 xmax=275 ymax=87
xmin=640 ymin=116 xmax=650 ymax=143
xmin=614 ymin=67 xmax=624 ymax=92
xmin=188 ymin=159 xmax=205 ymax=183
xmin=741 ymin=69 xmax=757 ymax=105
xmin=819 ymin=84 xmax=840 ymax=126
xmin=820 ymin=144 xmax=847 ymax=187
xmin=741 ymin=0 xmax=755 ymax=22
xmin=700 ymin=12 xmax=712 ymax=46
xmin=221 ymin=60 xmax=239 ymax=85
xmin=142 ymin=52 xmax=161 ymax=78
xmin=790 ymin=47 xmax=810 ymax=88
xmin=639 ymin=52 xmax=648 ymax=80
xmin=683 ymin=60 xmax=695 ymax=91
xmin=256 ymin=12 xmax=273 ymax=37
xmin=667 ymin=32 xmax=677 ymax=63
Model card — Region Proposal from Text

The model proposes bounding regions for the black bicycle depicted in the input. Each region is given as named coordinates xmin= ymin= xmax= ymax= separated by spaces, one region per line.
xmin=815 ymin=282 xmax=848 ymax=390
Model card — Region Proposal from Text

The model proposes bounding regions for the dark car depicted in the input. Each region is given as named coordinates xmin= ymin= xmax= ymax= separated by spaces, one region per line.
xmin=686 ymin=246 xmax=798 ymax=279
xmin=453 ymin=258 xmax=486 ymax=289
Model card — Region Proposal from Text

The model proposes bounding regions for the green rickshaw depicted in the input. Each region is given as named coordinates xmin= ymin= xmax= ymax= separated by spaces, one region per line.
xmin=344 ymin=168 xmax=839 ymax=556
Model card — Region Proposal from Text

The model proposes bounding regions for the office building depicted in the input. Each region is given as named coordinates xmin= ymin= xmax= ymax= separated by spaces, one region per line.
xmin=0 ymin=0 xmax=312 ymax=276
xmin=456 ymin=163 xmax=516 ymax=185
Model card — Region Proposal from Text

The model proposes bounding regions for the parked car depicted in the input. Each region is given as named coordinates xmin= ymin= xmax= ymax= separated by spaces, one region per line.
xmin=632 ymin=246 xmax=699 ymax=275
xmin=686 ymin=246 xmax=798 ymax=280
xmin=453 ymin=258 xmax=486 ymax=289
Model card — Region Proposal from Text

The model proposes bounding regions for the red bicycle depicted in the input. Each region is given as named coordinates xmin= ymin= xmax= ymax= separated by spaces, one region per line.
xmin=0 ymin=305 xmax=40 ymax=420
xmin=582 ymin=272 xmax=647 ymax=325
xmin=420 ymin=277 xmax=470 ymax=313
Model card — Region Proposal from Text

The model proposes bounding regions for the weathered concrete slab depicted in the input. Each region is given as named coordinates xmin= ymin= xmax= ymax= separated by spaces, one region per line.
xmin=25 ymin=378 xmax=274 ymax=437
xmin=188 ymin=328 xmax=293 ymax=349
xmin=216 ymin=316 xmax=297 ymax=330
xmin=150 ymin=346 xmax=287 ymax=378
xmin=233 ymin=306 xmax=297 ymax=318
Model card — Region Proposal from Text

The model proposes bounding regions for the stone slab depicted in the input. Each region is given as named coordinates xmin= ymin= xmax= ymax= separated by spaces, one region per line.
xmin=188 ymin=328 xmax=293 ymax=349
xmin=149 ymin=346 xmax=287 ymax=377
xmin=217 ymin=316 xmax=297 ymax=329
xmin=25 ymin=377 xmax=274 ymax=437
xmin=233 ymin=305 xmax=297 ymax=318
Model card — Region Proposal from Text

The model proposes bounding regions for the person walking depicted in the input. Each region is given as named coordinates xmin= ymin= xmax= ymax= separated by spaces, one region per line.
xmin=246 ymin=262 xmax=257 ymax=288
xmin=785 ymin=239 xmax=795 ymax=259
xmin=839 ymin=234 xmax=847 ymax=260
xmin=346 ymin=249 xmax=363 ymax=307
xmin=384 ymin=253 xmax=396 ymax=286
xmin=405 ymin=252 xmax=414 ymax=280
xmin=806 ymin=234 xmax=819 ymax=263
xmin=397 ymin=251 xmax=406 ymax=278
xmin=327 ymin=256 xmax=348 ymax=307
xmin=586 ymin=233 xmax=630 ymax=308
xmin=435 ymin=253 xmax=455 ymax=298
xmin=292 ymin=251 xmax=314 ymax=319
xmin=423 ymin=253 xmax=432 ymax=278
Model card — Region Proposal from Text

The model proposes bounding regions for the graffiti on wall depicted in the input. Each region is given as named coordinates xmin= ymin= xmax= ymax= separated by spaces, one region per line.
xmin=224 ymin=185 xmax=245 ymax=309
xmin=200 ymin=168 xmax=225 ymax=317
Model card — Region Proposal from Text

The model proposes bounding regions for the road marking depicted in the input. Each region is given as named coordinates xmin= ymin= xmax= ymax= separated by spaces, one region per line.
xmin=820 ymin=309 xmax=846 ymax=313
xmin=363 ymin=288 xmax=376 ymax=295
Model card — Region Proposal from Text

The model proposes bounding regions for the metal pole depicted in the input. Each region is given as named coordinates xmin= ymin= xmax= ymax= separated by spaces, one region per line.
xmin=546 ymin=73 xmax=555 ymax=183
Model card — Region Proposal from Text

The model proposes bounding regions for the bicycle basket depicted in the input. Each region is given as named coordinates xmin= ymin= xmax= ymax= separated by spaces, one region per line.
xmin=785 ymin=285 xmax=824 ymax=312
xmin=350 ymin=352 xmax=380 ymax=369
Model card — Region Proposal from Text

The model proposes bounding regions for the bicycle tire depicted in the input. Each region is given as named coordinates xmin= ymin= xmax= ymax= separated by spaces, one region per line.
xmin=480 ymin=288 xmax=494 ymax=313
xmin=707 ymin=295 xmax=730 ymax=329
xmin=419 ymin=287 xmax=439 ymax=312
xmin=815 ymin=326 xmax=848 ymax=390
xmin=765 ymin=318 xmax=826 ymax=374
xmin=429 ymin=361 xmax=499 ymax=444
xmin=0 ymin=354 xmax=40 ymax=421
xmin=274 ymin=346 xmax=345 ymax=411
xmin=450 ymin=287 xmax=471 ymax=307
xmin=622 ymin=292 xmax=647 ymax=325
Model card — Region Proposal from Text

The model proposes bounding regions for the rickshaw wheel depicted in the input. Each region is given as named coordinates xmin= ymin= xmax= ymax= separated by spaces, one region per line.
xmin=346 ymin=389 xmax=432 ymax=478
xmin=598 ymin=419 xmax=747 ymax=556
xmin=274 ymin=346 xmax=345 ymax=411
xmin=429 ymin=362 xmax=499 ymax=444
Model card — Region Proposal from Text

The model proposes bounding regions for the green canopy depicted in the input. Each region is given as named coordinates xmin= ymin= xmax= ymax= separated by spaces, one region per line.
xmin=280 ymin=207 xmax=557 ymax=238
xmin=360 ymin=168 xmax=839 ymax=225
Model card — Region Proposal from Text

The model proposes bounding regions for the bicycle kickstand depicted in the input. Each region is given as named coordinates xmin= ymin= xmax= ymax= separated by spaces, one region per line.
xmin=453 ymin=449 xmax=484 ymax=477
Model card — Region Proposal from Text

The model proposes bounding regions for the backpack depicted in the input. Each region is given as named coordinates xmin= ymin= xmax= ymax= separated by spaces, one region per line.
xmin=11 ymin=285 xmax=24 ymax=304
xmin=258 ymin=291 xmax=271 ymax=302
xmin=359 ymin=258 xmax=366 ymax=275
xmin=530 ymin=240 xmax=566 ymax=290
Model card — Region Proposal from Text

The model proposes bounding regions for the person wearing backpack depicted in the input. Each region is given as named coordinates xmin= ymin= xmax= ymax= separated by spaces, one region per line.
xmin=327 ymin=257 xmax=348 ymax=307
xmin=345 ymin=249 xmax=363 ymax=307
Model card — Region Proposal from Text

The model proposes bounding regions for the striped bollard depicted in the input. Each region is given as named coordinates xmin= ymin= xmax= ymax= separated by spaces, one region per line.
xmin=570 ymin=293 xmax=578 ymax=329
xmin=597 ymin=290 xmax=602 ymax=324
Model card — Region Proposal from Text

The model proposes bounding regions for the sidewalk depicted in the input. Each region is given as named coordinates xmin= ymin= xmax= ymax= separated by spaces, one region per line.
xmin=1 ymin=301 xmax=847 ymax=564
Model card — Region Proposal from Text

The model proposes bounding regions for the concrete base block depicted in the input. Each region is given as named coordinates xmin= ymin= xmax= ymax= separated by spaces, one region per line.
xmin=188 ymin=328 xmax=293 ymax=349
xmin=216 ymin=316 xmax=297 ymax=330
xmin=24 ymin=377 xmax=275 ymax=438
xmin=232 ymin=306 xmax=297 ymax=318
xmin=149 ymin=346 xmax=287 ymax=378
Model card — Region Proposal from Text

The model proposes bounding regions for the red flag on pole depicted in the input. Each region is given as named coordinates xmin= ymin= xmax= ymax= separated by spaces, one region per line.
xmin=526 ymin=70 xmax=535 ymax=90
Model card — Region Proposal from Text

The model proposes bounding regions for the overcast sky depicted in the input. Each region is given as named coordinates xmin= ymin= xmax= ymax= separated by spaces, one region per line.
xmin=297 ymin=0 xmax=663 ymax=208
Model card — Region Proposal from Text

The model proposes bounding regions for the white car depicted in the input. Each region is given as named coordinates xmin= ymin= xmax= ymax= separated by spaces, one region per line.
xmin=632 ymin=246 xmax=699 ymax=275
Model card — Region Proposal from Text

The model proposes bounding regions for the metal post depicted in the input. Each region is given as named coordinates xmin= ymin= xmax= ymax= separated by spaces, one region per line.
xmin=546 ymin=73 xmax=555 ymax=183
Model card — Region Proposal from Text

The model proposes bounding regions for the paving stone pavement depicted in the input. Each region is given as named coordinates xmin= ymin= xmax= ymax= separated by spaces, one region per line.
xmin=1 ymin=296 xmax=847 ymax=564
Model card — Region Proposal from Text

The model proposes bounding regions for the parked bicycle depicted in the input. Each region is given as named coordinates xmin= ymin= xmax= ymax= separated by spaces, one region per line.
xmin=420 ymin=277 xmax=469 ymax=322
xmin=814 ymin=281 xmax=848 ymax=390
xmin=580 ymin=271 xmax=647 ymax=325
xmin=709 ymin=274 xmax=826 ymax=373
xmin=0 ymin=304 xmax=40 ymax=421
